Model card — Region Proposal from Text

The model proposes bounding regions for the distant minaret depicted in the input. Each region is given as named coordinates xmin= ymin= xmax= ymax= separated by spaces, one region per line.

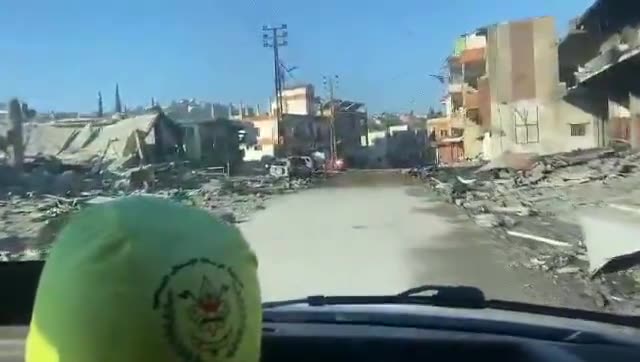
xmin=151 ymin=97 xmax=156 ymax=107
xmin=114 ymin=84 xmax=122 ymax=113
xmin=97 ymin=92 xmax=104 ymax=117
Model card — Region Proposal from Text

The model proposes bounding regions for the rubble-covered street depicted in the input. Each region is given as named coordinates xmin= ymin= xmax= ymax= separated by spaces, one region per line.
xmin=0 ymin=160 xmax=314 ymax=262
xmin=419 ymin=147 xmax=640 ymax=314
xmin=241 ymin=170 xmax=596 ymax=308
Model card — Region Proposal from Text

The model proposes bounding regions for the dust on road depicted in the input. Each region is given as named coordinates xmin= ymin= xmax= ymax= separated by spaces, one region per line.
xmin=240 ymin=171 xmax=594 ymax=309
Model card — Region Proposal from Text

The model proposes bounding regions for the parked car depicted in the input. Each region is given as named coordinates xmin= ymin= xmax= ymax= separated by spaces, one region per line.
xmin=288 ymin=156 xmax=313 ymax=178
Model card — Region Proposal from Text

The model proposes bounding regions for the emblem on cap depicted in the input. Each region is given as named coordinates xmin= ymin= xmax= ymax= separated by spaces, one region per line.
xmin=153 ymin=258 xmax=246 ymax=361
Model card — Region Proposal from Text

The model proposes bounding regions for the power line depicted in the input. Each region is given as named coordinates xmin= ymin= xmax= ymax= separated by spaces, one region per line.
xmin=263 ymin=24 xmax=288 ymax=139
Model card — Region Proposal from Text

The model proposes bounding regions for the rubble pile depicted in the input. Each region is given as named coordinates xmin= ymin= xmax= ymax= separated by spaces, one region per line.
xmin=0 ymin=159 xmax=315 ymax=262
xmin=426 ymin=148 xmax=640 ymax=313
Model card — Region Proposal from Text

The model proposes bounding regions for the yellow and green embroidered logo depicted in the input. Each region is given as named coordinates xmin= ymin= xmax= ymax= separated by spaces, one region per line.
xmin=153 ymin=258 xmax=246 ymax=361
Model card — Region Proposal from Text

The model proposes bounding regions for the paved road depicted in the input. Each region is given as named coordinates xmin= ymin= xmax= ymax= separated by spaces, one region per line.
xmin=0 ymin=171 xmax=592 ymax=360
xmin=240 ymin=171 xmax=590 ymax=307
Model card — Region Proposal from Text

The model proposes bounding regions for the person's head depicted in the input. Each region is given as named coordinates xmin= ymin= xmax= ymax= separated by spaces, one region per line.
xmin=26 ymin=196 xmax=261 ymax=362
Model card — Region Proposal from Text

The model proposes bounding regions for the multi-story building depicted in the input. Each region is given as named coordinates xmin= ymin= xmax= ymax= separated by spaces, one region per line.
xmin=319 ymin=99 xmax=368 ymax=164
xmin=483 ymin=16 xmax=601 ymax=158
xmin=559 ymin=0 xmax=640 ymax=147
xmin=271 ymin=84 xmax=317 ymax=116
xmin=442 ymin=16 xmax=602 ymax=161
xmin=440 ymin=30 xmax=488 ymax=161
xmin=241 ymin=113 xmax=331 ymax=161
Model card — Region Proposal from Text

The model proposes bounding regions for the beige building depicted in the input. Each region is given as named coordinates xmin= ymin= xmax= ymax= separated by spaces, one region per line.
xmin=241 ymin=115 xmax=278 ymax=161
xmin=271 ymin=84 xmax=316 ymax=116
xmin=484 ymin=17 xmax=600 ymax=158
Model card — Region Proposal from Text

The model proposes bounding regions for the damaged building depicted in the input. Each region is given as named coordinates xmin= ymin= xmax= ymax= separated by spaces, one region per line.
xmin=178 ymin=118 xmax=247 ymax=173
xmin=319 ymin=99 xmax=368 ymax=166
xmin=0 ymin=111 xmax=184 ymax=170
xmin=362 ymin=124 xmax=435 ymax=168
xmin=443 ymin=15 xmax=606 ymax=162
xmin=243 ymin=84 xmax=369 ymax=164
xmin=559 ymin=0 xmax=640 ymax=148
xmin=241 ymin=113 xmax=331 ymax=161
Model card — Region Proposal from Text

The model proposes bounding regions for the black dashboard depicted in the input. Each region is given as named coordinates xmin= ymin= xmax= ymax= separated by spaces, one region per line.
xmin=0 ymin=322 xmax=638 ymax=362
xmin=262 ymin=322 xmax=640 ymax=362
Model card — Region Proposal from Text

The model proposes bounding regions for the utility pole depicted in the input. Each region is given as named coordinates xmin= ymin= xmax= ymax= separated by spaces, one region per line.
xmin=263 ymin=24 xmax=288 ymax=143
xmin=323 ymin=75 xmax=339 ymax=164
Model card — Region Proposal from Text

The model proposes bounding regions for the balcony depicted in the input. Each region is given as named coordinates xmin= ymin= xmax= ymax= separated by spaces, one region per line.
xmin=576 ymin=43 xmax=640 ymax=83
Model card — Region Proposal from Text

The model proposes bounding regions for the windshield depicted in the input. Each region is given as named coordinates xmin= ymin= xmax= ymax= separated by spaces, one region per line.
xmin=1 ymin=0 xmax=639 ymax=322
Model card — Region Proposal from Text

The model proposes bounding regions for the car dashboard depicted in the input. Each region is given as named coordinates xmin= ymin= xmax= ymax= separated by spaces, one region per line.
xmin=261 ymin=321 xmax=640 ymax=362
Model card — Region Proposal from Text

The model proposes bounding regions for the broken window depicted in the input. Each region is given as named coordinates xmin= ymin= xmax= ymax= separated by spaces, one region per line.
xmin=570 ymin=124 xmax=586 ymax=137
xmin=513 ymin=106 xmax=540 ymax=144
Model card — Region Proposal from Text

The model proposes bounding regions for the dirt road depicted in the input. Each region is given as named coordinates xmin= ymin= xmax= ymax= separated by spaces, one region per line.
xmin=240 ymin=171 xmax=594 ymax=309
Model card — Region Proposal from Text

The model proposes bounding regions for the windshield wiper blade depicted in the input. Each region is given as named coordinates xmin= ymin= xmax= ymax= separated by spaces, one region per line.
xmin=262 ymin=285 xmax=486 ymax=309
xmin=263 ymin=284 xmax=640 ymax=328
xmin=484 ymin=299 xmax=640 ymax=328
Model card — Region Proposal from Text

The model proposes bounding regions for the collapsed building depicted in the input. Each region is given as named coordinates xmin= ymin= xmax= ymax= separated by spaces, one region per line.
xmin=178 ymin=118 xmax=247 ymax=173
xmin=0 ymin=111 xmax=183 ymax=170
xmin=441 ymin=15 xmax=612 ymax=163
xmin=559 ymin=0 xmax=640 ymax=148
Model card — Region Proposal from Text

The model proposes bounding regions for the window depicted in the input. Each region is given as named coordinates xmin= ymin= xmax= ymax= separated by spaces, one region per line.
xmin=254 ymin=145 xmax=263 ymax=151
xmin=440 ymin=129 xmax=448 ymax=137
xmin=513 ymin=106 xmax=540 ymax=144
xmin=570 ymin=124 xmax=586 ymax=137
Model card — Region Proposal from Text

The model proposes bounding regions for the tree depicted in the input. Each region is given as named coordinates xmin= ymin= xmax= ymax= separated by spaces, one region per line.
xmin=114 ymin=84 xmax=122 ymax=113
xmin=97 ymin=92 xmax=104 ymax=117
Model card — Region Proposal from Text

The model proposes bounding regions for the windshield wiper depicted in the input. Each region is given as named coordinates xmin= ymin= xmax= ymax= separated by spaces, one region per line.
xmin=262 ymin=284 xmax=640 ymax=328
xmin=262 ymin=285 xmax=486 ymax=309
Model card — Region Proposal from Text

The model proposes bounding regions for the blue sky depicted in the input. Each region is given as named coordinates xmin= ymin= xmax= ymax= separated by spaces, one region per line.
xmin=0 ymin=0 xmax=594 ymax=114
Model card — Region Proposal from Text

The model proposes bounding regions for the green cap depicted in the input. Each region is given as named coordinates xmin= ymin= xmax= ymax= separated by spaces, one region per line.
xmin=26 ymin=196 xmax=261 ymax=362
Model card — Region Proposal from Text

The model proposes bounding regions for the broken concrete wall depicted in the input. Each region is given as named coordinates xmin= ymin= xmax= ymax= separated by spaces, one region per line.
xmin=462 ymin=119 xmax=483 ymax=159
xmin=488 ymin=98 xmax=599 ymax=157
xmin=484 ymin=17 xmax=600 ymax=157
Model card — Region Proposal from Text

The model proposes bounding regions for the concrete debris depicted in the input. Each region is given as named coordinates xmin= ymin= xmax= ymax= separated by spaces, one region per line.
xmin=456 ymin=175 xmax=476 ymax=185
xmin=474 ymin=213 xmax=500 ymax=228
xmin=473 ymin=213 xmax=517 ymax=228
xmin=580 ymin=207 xmax=640 ymax=276
xmin=475 ymin=151 xmax=538 ymax=173
xmin=0 ymin=156 xmax=321 ymax=262
xmin=421 ymin=147 xmax=640 ymax=314
xmin=556 ymin=266 xmax=581 ymax=274
xmin=506 ymin=230 xmax=573 ymax=248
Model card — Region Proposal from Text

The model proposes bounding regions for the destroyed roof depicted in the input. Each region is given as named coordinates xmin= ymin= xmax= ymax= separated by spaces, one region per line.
xmin=322 ymin=99 xmax=365 ymax=112
xmin=1 ymin=113 xmax=181 ymax=169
